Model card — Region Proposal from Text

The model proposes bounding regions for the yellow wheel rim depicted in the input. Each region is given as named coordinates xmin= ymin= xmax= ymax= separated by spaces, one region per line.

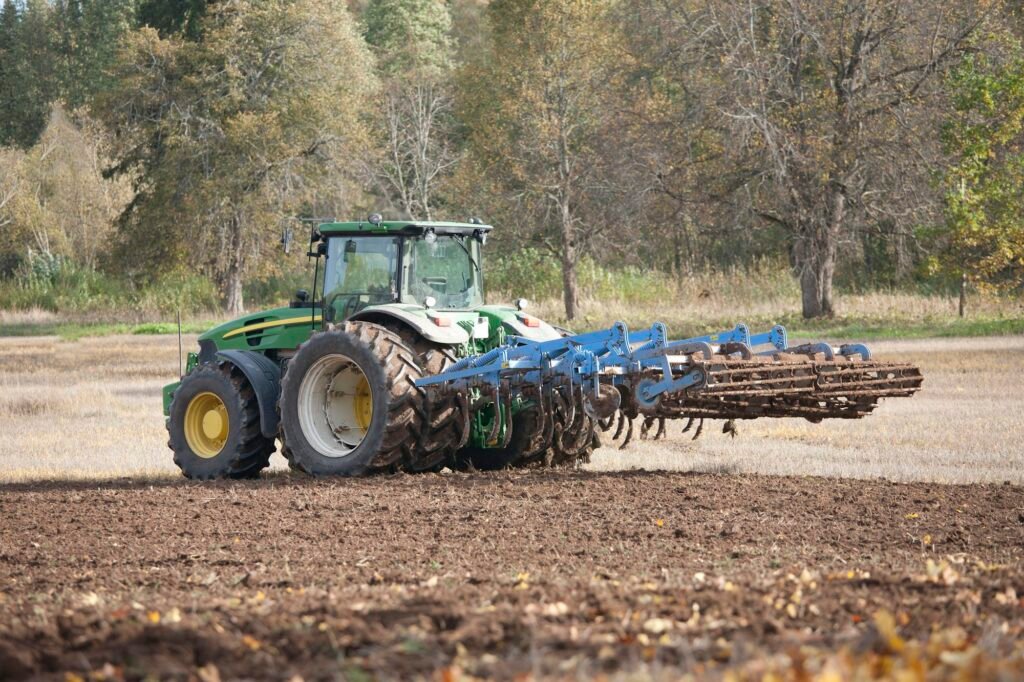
xmin=354 ymin=375 xmax=373 ymax=431
xmin=184 ymin=391 xmax=229 ymax=458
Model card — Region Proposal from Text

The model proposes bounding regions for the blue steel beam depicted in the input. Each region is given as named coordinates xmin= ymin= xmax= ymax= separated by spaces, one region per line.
xmin=416 ymin=320 xmax=812 ymax=409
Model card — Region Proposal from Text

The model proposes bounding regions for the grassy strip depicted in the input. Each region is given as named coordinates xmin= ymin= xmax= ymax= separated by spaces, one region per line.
xmin=583 ymin=314 xmax=1024 ymax=341
xmin=0 ymin=320 xmax=213 ymax=340
xmin=1 ymin=314 xmax=1021 ymax=341
xmin=782 ymin=315 xmax=1024 ymax=341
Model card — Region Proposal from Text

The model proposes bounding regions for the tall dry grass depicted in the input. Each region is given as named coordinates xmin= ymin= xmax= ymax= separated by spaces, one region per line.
xmin=519 ymin=288 xmax=1023 ymax=333
xmin=487 ymin=256 xmax=1023 ymax=333
xmin=0 ymin=334 xmax=1021 ymax=484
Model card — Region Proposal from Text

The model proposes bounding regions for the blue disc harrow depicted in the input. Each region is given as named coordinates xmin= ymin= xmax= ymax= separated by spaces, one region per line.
xmin=417 ymin=321 xmax=922 ymax=463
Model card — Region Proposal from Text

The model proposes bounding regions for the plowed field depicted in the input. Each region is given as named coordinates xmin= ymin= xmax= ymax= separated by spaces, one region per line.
xmin=1 ymin=471 xmax=1022 ymax=680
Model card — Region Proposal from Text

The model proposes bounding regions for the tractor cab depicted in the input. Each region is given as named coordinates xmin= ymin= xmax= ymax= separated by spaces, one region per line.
xmin=317 ymin=219 xmax=489 ymax=322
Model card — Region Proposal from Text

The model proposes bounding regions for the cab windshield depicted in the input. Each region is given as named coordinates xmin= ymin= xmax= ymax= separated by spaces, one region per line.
xmin=402 ymin=235 xmax=484 ymax=309
xmin=323 ymin=237 xmax=399 ymax=320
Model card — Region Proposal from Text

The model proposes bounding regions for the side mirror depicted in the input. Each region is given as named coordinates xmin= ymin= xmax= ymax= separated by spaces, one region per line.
xmin=290 ymin=289 xmax=311 ymax=309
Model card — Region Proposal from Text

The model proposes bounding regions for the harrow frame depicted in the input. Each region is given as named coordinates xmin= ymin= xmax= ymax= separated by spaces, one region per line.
xmin=416 ymin=321 xmax=923 ymax=445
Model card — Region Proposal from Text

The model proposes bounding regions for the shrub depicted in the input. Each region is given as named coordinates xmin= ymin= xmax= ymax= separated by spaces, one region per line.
xmin=486 ymin=248 xmax=673 ymax=305
xmin=0 ymin=252 xmax=221 ymax=320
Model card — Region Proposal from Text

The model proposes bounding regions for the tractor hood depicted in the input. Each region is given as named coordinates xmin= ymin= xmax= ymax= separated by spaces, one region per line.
xmin=349 ymin=303 xmax=561 ymax=346
xmin=194 ymin=301 xmax=561 ymax=357
xmin=477 ymin=305 xmax=563 ymax=342
xmin=199 ymin=306 xmax=322 ymax=353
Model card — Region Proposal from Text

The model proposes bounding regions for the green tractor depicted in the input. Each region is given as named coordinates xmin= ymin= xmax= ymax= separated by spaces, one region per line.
xmin=163 ymin=216 xmax=566 ymax=479
xmin=164 ymin=215 xmax=923 ymax=480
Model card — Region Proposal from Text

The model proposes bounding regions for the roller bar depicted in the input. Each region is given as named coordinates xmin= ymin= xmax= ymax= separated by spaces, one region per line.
xmin=415 ymin=321 xmax=922 ymax=426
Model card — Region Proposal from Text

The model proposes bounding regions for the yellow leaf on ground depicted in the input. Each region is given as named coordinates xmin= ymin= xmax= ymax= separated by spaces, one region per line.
xmin=873 ymin=610 xmax=905 ymax=652
xmin=643 ymin=617 xmax=672 ymax=634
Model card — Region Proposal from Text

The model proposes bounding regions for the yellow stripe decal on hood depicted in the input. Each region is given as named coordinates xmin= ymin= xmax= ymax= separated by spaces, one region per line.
xmin=222 ymin=315 xmax=322 ymax=339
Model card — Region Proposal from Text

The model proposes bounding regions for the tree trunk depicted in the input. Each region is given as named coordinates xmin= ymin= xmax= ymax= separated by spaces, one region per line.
xmin=559 ymin=200 xmax=579 ymax=321
xmin=798 ymin=248 xmax=834 ymax=318
xmin=224 ymin=265 xmax=244 ymax=316
xmin=796 ymin=185 xmax=843 ymax=318
xmin=223 ymin=215 xmax=245 ymax=315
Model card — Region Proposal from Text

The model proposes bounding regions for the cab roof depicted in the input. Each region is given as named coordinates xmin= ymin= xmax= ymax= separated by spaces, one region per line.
xmin=318 ymin=220 xmax=493 ymax=236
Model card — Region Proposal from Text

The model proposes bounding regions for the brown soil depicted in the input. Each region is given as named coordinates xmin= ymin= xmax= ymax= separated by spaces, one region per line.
xmin=1 ymin=470 xmax=1022 ymax=680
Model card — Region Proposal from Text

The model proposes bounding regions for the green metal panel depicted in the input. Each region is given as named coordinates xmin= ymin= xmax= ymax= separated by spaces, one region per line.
xmin=318 ymin=220 xmax=492 ymax=236
xmin=162 ymin=381 xmax=179 ymax=416
xmin=199 ymin=305 xmax=322 ymax=353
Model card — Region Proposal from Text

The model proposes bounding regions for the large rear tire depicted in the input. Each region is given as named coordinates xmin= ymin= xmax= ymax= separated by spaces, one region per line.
xmin=167 ymin=361 xmax=274 ymax=479
xmin=392 ymin=331 xmax=464 ymax=472
xmin=280 ymin=322 xmax=423 ymax=476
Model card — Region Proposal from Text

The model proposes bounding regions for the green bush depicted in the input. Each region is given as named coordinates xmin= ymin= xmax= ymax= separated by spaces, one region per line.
xmin=136 ymin=272 xmax=221 ymax=317
xmin=244 ymin=267 xmax=312 ymax=308
xmin=485 ymin=249 xmax=799 ymax=305
xmin=486 ymin=248 xmax=673 ymax=304
xmin=0 ymin=252 xmax=221 ymax=319
xmin=0 ymin=252 xmax=125 ymax=314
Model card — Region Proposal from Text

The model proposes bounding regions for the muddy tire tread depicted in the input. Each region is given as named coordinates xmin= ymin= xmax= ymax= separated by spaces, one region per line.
xmin=167 ymin=361 xmax=274 ymax=480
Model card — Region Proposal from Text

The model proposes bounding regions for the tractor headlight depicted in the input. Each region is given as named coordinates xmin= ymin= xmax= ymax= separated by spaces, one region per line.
xmin=514 ymin=298 xmax=529 ymax=311
xmin=424 ymin=296 xmax=437 ymax=309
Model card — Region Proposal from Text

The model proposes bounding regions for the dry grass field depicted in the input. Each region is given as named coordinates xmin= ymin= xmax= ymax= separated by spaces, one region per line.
xmin=524 ymin=289 xmax=1024 ymax=337
xmin=0 ymin=331 xmax=1021 ymax=484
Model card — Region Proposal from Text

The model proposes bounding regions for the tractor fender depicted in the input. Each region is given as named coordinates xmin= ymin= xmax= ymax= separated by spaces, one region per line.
xmin=216 ymin=350 xmax=281 ymax=439
xmin=349 ymin=307 xmax=470 ymax=345
xmin=502 ymin=318 xmax=563 ymax=342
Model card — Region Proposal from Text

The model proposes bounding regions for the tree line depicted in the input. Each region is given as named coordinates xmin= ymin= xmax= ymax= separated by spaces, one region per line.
xmin=1 ymin=0 xmax=1022 ymax=318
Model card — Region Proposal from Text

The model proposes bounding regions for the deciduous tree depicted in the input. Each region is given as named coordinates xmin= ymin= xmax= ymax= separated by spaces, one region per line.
xmin=941 ymin=50 xmax=1024 ymax=290
xmin=459 ymin=0 xmax=628 ymax=320
xmin=364 ymin=0 xmax=458 ymax=220
xmin=98 ymin=0 xmax=377 ymax=313
xmin=673 ymin=0 xmax=992 ymax=317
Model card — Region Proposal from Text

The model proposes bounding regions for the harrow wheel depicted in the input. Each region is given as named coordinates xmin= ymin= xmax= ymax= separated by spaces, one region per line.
xmin=167 ymin=361 xmax=274 ymax=480
xmin=459 ymin=410 xmax=543 ymax=471
xmin=280 ymin=322 xmax=423 ymax=476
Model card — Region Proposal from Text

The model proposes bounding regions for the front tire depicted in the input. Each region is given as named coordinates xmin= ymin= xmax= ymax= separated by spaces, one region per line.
xmin=280 ymin=322 xmax=423 ymax=476
xmin=167 ymin=362 xmax=274 ymax=479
